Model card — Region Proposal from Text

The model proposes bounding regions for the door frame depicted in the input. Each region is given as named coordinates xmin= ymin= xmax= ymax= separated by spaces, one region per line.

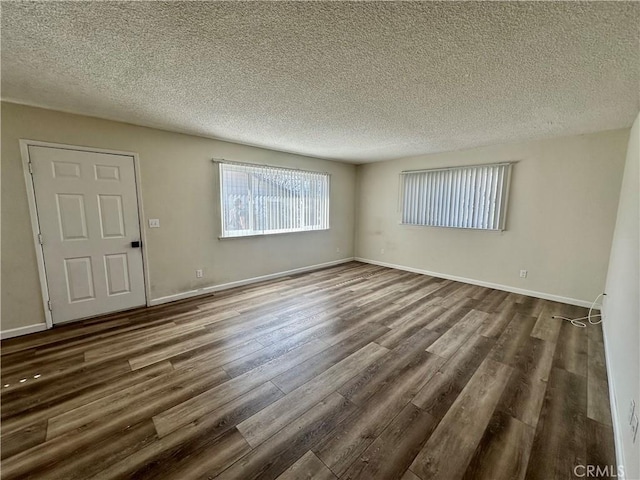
xmin=20 ymin=139 xmax=151 ymax=328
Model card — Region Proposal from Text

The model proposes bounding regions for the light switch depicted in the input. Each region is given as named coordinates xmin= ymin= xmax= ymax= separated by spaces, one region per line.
xmin=148 ymin=218 xmax=160 ymax=228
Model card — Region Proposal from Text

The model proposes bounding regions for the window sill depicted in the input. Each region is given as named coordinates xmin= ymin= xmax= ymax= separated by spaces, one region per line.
xmin=399 ymin=222 xmax=505 ymax=232
xmin=218 ymin=228 xmax=330 ymax=240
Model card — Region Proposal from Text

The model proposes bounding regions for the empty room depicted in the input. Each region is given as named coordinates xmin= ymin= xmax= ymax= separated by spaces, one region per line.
xmin=1 ymin=2 xmax=638 ymax=479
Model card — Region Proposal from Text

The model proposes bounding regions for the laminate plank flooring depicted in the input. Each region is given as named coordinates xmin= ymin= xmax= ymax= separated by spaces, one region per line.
xmin=1 ymin=262 xmax=616 ymax=479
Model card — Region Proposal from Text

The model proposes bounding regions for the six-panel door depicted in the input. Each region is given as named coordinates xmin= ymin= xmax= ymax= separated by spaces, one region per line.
xmin=30 ymin=146 xmax=146 ymax=324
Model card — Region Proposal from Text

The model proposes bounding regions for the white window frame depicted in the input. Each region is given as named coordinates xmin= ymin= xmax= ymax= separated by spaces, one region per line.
xmin=399 ymin=162 xmax=513 ymax=231
xmin=216 ymin=159 xmax=330 ymax=238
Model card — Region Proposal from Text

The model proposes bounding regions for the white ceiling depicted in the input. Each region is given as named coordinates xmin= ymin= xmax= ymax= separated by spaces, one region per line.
xmin=1 ymin=2 xmax=638 ymax=163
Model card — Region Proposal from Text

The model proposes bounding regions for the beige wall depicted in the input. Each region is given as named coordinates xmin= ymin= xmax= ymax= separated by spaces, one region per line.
xmin=0 ymin=101 xmax=630 ymax=332
xmin=1 ymin=102 xmax=357 ymax=332
xmin=355 ymin=129 xmax=629 ymax=304
xmin=604 ymin=113 xmax=639 ymax=479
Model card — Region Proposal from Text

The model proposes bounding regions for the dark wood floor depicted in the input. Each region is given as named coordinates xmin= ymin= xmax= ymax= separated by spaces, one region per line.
xmin=1 ymin=262 xmax=616 ymax=480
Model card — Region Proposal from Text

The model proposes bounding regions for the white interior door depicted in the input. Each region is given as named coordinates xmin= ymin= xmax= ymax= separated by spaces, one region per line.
xmin=29 ymin=146 xmax=146 ymax=324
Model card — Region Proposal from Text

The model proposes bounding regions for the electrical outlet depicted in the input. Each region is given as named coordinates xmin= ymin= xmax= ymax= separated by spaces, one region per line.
xmin=519 ymin=270 xmax=528 ymax=278
xmin=196 ymin=269 xmax=203 ymax=278
xmin=629 ymin=400 xmax=636 ymax=424
xmin=381 ymin=248 xmax=385 ymax=254
xmin=336 ymin=247 xmax=341 ymax=253
xmin=148 ymin=218 xmax=160 ymax=228
xmin=631 ymin=414 xmax=638 ymax=443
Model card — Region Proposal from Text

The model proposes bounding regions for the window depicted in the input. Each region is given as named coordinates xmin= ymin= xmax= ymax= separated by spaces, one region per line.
xmin=400 ymin=162 xmax=512 ymax=231
xmin=218 ymin=161 xmax=330 ymax=238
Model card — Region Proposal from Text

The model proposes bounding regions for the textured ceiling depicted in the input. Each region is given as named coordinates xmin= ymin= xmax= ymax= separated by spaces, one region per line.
xmin=1 ymin=2 xmax=638 ymax=163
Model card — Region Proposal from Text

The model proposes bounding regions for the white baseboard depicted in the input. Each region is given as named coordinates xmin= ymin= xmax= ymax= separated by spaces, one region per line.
xmin=354 ymin=257 xmax=598 ymax=308
xmin=149 ymin=257 xmax=356 ymax=307
xmin=600 ymin=307 xmax=627 ymax=479
xmin=0 ymin=323 xmax=48 ymax=340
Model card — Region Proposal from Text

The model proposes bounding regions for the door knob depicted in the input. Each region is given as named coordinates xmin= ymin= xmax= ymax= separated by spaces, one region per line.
xmin=131 ymin=241 xmax=141 ymax=248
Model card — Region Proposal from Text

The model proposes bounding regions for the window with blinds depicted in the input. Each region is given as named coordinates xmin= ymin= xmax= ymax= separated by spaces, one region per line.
xmin=218 ymin=161 xmax=330 ymax=238
xmin=400 ymin=163 xmax=512 ymax=231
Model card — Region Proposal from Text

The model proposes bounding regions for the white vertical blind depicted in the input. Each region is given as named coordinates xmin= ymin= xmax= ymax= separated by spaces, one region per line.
xmin=401 ymin=163 xmax=512 ymax=231
xmin=218 ymin=161 xmax=330 ymax=238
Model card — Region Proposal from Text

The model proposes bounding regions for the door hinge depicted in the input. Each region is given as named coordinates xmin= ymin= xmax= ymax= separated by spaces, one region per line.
xmin=47 ymin=301 xmax=53 ymax=311
xmin=38 ymin=233 xmax=43 ymax=245
xmin=28 ymin=162 xmax=33 ymax=174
